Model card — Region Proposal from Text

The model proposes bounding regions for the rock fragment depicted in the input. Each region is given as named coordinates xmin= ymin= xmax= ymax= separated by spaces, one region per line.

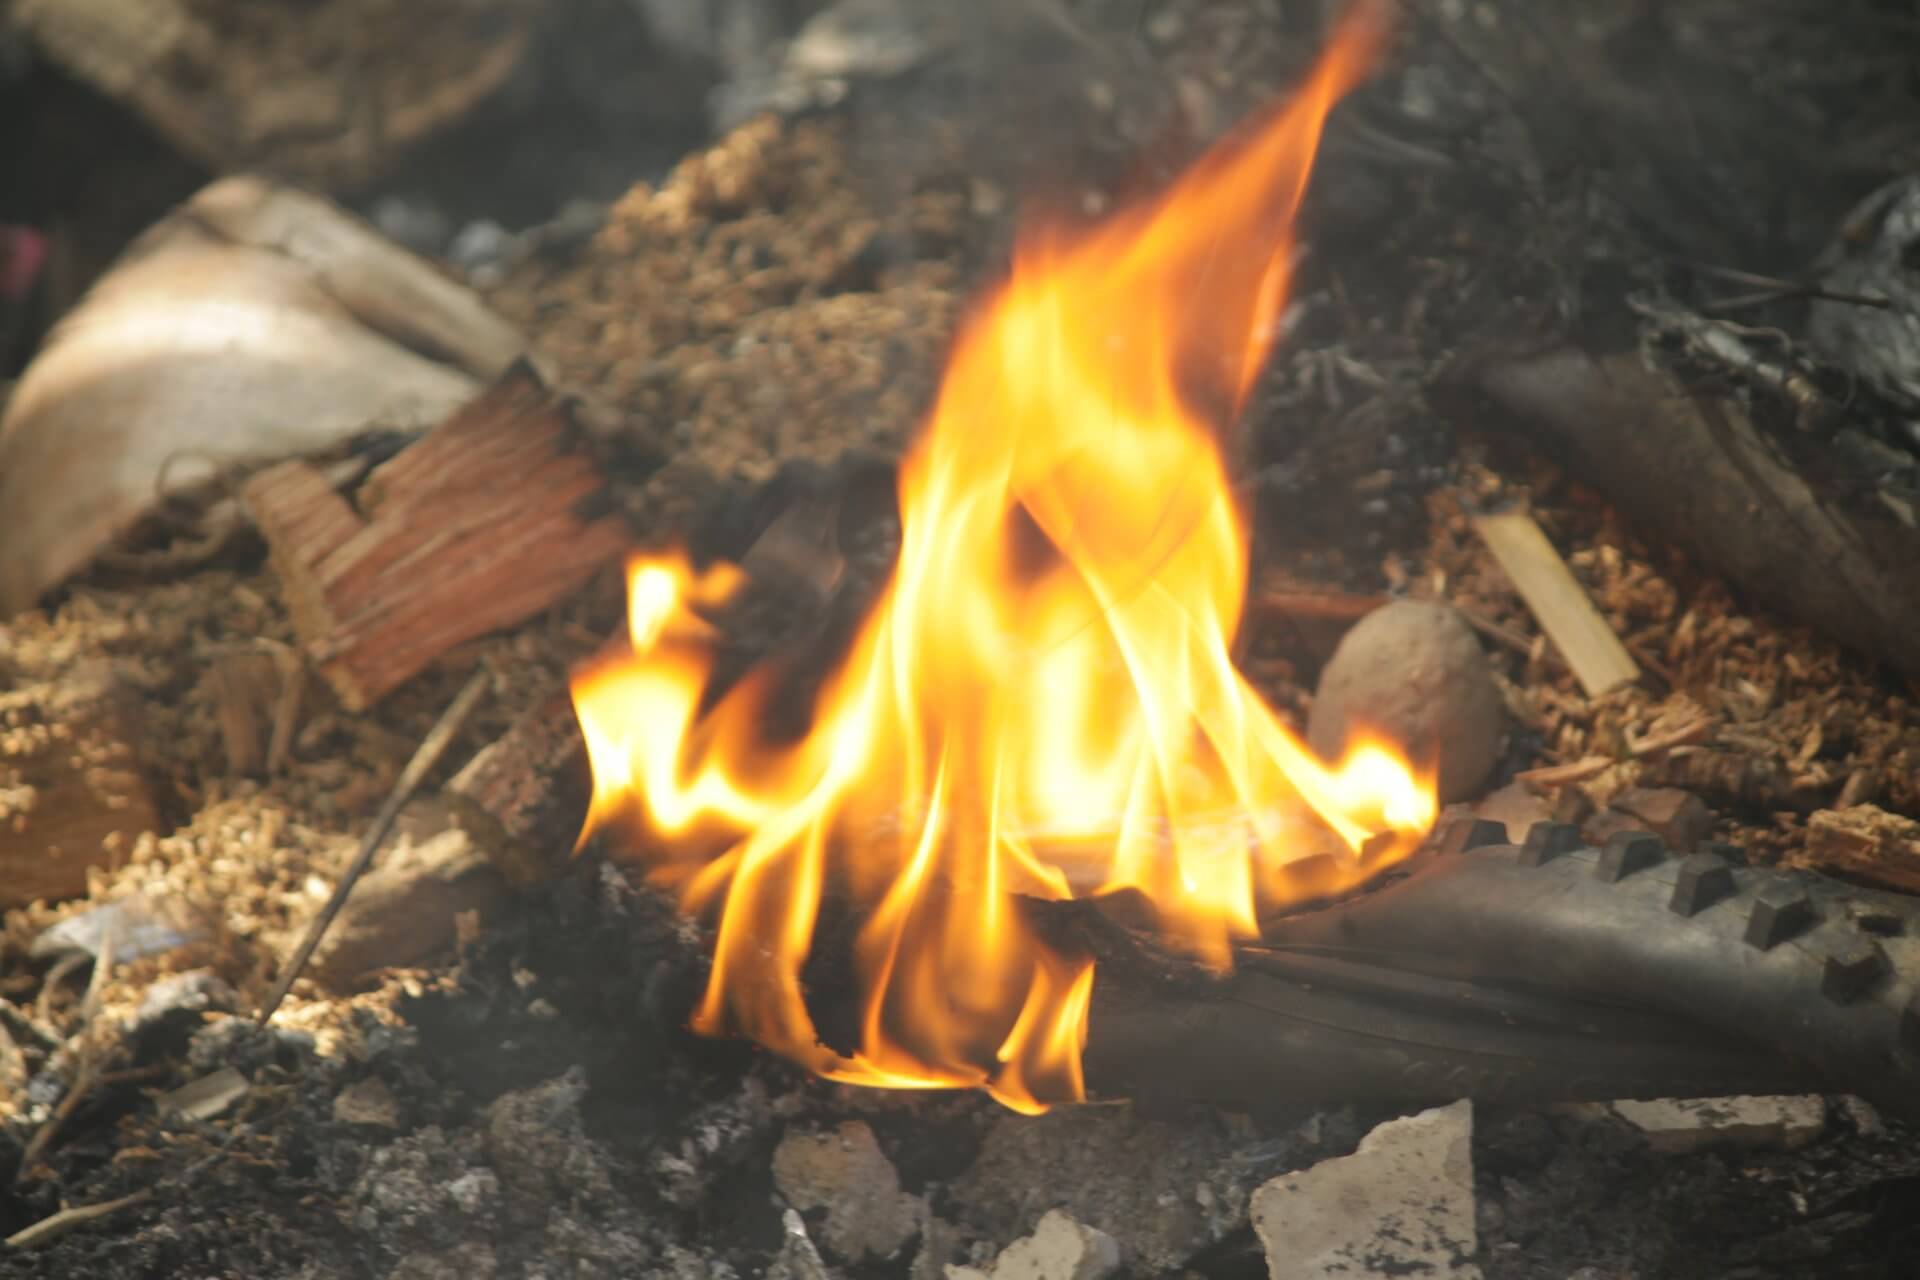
xmin=1250 ymin=1100 xmax=1481 ymax=1280
xmin=772 ymin=1120 xmax=923 ymax=1262
xmin=334 ymin=1077 xmax=402 ymax=1129
xmin=946 ymin=1209 xmax=1120 ymax=1280
xmin=1562 ymin=1095 xmax=1827 ymax=1154
xmin=1307 ymin=601 xmax=1507 ymax=802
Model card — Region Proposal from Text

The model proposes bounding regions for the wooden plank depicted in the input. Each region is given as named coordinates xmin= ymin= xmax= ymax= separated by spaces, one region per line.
xmin=1472 ymin=509 xmax=1639 ymax=698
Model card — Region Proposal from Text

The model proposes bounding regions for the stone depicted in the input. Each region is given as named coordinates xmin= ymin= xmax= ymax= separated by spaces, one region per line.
xmin=944 ymin=1209 xmax=1120 ymax=1280
xmin=772 ymin=1120 xmax=923 ymax=1262
xmin=1569 ymin=1095 xmax=1827 ymax=1154
xmin=1250 ymin=1100 xmax=1481 ymax=1280
xmin=1307 ymin=601 xmax=1507 ymax=802
xmin=333 ymin=1077 xmax=402 ymax=1129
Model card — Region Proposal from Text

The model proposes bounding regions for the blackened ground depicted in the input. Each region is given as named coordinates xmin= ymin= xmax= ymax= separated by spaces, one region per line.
xmin=6 ymin=861 xmax=1920 ymax=1278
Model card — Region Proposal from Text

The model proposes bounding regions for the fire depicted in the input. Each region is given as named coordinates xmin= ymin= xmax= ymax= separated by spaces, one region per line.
xmin=572 ymin=4 xmax=1432 ymax=1113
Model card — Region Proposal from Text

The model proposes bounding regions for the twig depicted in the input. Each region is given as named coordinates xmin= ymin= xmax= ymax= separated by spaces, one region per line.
xmin=1516 ymin=715 xmax=1717 ymax=789
xmin=16 ymin=922 xmax=117 ymax=1183
xmin=3 ymin=1191 xmax=152 ymax=1250
xmin=1688 ymin=262 xmax=1891 ymax=312
xmin=256 ymin=668 xmax=493 ymax=1024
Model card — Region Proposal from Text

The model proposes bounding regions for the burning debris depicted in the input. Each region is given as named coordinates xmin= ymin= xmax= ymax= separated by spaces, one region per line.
xmin=571 ymin=2 xmax=1433 ymax=1115
xmin=5 ymin=0 xmax=1920 ymax=1277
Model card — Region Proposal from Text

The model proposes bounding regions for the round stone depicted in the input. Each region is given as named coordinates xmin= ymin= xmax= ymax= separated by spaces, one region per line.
xmin=1306 ymin=600 xmax=1508 ymax=803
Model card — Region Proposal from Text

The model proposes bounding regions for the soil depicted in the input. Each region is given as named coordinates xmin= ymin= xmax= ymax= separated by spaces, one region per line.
xmin=5 ymin=0 xmax=1920 ymax=1277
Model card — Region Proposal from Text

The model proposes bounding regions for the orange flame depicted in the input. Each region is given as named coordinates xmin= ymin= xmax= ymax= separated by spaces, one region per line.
xmin=572 ymin=5 xmax=1432 ymax=1113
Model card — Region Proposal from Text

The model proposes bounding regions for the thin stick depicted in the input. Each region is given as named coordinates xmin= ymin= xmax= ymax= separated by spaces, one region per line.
xmin=1516 ymin=715 xmax=1716 ymax=789
xmin=15 ymin=920 xmax=116 ymax=1182
xmin=256 ymin=669 xmax=492 ymax=1024
xmin=4 ymin=1190 xmax=152 ymax=1250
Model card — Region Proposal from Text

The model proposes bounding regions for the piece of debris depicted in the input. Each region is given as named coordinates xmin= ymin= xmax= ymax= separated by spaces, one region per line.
xmin=1 ymin=665 xmax=161 ymax=909
xmin=1560 ymin=1096 xmax=1828 ymax=1155
xmin=769 ymin=1208 xmax=839 ymax=1280
xmin=303 ymin=803 xmax=511 ymax=989
xmin=946 ymin=1209 xmax=1121 ymax=1280
xmin=443 ymin=687 xmax=589 ymax=886
xmin=1795 ymin=804 xmax=1920 ymax=894
xmin=158 ymin=1065 xmax=251 ymax=1123
xmin=334 ymin=1077 xmax=403 ymax=1130
xmin=1250 ymin=1100 xmax=1481 ymax=1280
xmin=9 ymin=0 xmax=534 ymax=188
xmin=772 ymin=1121 xmax=923 ymax=1264
xmin=31 ymin=894 xmax=200 ymax=963
xmin=243 ymin=364 xmax=630 ymax=711
xmin=1581 ymin=787 xmax=1717 ymax=853
xmin=1306 ymin=600 xmax=1507 ymax=802
xmin=0 ymin=174 xmax=527 ymax=615
xmin=950 ymin=1105 xmax=1273 ymax=1273
xmin=1473 ymin=509 xmax=1639 ymax=699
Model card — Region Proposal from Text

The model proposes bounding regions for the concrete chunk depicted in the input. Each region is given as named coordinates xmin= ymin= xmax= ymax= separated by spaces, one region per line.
xmin=1569 ymin=1095 xmax=1827 ymax=1154
xmin=1250 ymin=1100 xmax=1481 ymax=1280
xmin=773 ymin=1121 xmax=923 ymax=1262
xmin=945 ymin=1209 xmax=1120 ymax=1280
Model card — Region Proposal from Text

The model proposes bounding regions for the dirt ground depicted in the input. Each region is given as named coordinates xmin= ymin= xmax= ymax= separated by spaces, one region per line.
xmin=6 ymin=1 xmax=1920 ymax=1276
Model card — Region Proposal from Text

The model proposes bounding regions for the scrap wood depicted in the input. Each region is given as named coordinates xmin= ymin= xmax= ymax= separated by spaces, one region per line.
xmin=0 ymin=665 xmax=160 ymax=909
xmin=243 ymin=363 xmax=631 ymax=711
xmin=1793 ymin=805 xmax=1920 ymax=895
xmin=1472 ymin=509 xmax=1640 ymax=698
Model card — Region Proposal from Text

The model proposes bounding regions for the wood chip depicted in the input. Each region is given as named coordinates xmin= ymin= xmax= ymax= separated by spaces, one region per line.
xmin=243 ymin=363 xmax=631 ymax=710
xmin=1473 ymin=510 xmax=1640 ymax=698
xmin=158 ymin=1066 xmax=251 ymax=1123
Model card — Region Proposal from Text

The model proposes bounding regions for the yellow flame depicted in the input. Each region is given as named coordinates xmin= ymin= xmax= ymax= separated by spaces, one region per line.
xmin=572 ymin=3 xmax=1432 ymax=1113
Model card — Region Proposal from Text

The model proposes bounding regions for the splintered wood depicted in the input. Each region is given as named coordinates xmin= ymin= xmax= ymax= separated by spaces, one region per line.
xmin=243 ymin=364 xmax=630 ymax=710
xmin=1473 ymin=509 xmax=1640 ymax=699
xmin=1795 ymin=806 xmax=1920 ymax=895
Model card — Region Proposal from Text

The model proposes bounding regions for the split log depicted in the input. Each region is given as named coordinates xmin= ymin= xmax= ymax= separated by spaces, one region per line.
xmin=243 ymin=364 xmax=631 ymax=711
xmin=1458 ymin=345 xmax=1920 ymax=684
xmin=0 ymin=665 xmax=160 ymax=909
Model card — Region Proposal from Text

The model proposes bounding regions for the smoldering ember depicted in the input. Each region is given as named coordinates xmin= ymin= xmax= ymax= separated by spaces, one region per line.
xmin=4 ymin=3 xmax=1920 ymax=1279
